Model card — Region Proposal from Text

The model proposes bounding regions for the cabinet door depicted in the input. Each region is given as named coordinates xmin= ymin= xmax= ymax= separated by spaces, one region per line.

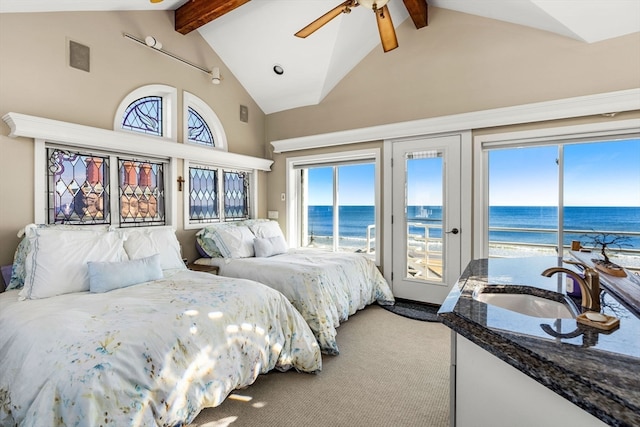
xmin=455 ymin=335 xmax=607 ymax=427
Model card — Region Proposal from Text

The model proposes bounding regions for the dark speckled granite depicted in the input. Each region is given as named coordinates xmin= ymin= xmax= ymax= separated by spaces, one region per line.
xmin=438 ymin=256 xmax=640 ymax=427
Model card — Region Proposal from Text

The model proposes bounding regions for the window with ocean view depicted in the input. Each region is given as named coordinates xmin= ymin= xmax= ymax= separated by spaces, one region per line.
xmin=486 ymin=137 xmax=640 ymax=272
xmin=297 ymin=153 xmax=379 ymax=256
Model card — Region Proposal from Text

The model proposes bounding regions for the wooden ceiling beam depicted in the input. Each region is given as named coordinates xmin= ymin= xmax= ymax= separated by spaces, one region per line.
xmin=175 ymin=0 xmax=251 ymax=35
xmin=402 ymin=0 xmax=428 ymax=29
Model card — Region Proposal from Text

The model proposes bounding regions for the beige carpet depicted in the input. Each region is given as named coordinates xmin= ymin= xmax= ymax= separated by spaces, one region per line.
xmin=189 ymin=305 xmax=451 ymax=427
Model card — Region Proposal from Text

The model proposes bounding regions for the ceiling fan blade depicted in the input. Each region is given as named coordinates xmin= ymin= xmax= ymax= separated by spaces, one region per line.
xmin=295 ymin=0 xmax=357 ymax=38
xmin=375 ymin=5 xmax=398 ymax=52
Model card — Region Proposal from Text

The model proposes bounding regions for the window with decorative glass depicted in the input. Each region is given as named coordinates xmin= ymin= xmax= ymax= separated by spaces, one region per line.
xmin=47 ymin=148 xmax=110 ymax=225
xmin=186 ymin=165 xmax=251 ymax=224
xmin=183 ymin=91 xmax=227 ymax=151
xmin=121 ymin=96 xmax=163 ymax=136
xmin=118 ymin=158 xmax=166 ymax=226
xmin=187 ymin=107 xmax=215 ymax=147
xmin=46 ymin=147 xmax=167 ymax=227
xmin=189 ymin=165 xmax=219 ymax=223
xmin=224 ymin=170 xmax=250 ymax=220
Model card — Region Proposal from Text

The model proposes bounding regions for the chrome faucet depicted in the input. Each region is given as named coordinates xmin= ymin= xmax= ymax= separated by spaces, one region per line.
xmin=541 ymin=260 xmax=601 ymax=312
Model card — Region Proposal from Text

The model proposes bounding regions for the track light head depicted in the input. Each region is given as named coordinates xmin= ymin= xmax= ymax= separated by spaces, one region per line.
xmin=145 ymin=36 xmax=162 ymax=50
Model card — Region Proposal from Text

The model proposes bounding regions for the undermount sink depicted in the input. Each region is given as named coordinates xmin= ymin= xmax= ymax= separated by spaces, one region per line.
xmin=473 ymin=290 xmax=576 ymax=319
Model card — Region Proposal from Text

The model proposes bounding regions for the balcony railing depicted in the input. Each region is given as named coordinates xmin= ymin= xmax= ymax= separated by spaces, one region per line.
xmin=488 ymin=226 xmax=640 ymax=273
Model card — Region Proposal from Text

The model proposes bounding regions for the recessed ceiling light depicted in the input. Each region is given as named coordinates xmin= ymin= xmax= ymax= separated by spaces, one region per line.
xmin=273 ymin=64 xmax=284 ymax=75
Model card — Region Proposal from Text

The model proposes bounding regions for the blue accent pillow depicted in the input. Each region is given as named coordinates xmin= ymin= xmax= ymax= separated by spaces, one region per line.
xmin=88 ymin=254 xmax=163 ymax=293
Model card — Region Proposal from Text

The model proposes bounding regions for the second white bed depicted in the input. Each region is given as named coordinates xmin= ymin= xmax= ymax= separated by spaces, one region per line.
xmin=196 ymin=248 xmax=395 ymax=355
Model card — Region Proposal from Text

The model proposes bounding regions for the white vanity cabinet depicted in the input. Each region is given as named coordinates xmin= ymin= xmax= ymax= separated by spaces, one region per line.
xmin=452 ymin=333 xmax=608 ymax=427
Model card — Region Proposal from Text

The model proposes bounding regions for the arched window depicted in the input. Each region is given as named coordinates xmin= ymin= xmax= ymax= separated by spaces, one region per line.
xmin=114 ymin=84 xmax=177 ymax=140
xmin=183 ymin=91 xmax=227 ymax=151
xmin=122 ymin=96 xmax=163 ymax=136
xmin=187 ymin=107 xmax=214 ymax=146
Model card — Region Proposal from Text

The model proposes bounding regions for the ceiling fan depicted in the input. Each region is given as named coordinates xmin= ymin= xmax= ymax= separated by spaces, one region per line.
xmin=295 ymin=0 xmax=398 ymax=52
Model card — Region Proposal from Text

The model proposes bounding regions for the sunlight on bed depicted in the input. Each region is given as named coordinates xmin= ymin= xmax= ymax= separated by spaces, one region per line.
xmin=228 ymin=394 xmax=252 ymax=402
xmin=196 ymin=416 xmax=238 ymax=426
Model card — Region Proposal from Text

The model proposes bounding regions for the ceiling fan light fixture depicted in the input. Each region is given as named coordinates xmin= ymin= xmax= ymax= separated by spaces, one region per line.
xmin=357 ymin=0 xmax=389 ymax=10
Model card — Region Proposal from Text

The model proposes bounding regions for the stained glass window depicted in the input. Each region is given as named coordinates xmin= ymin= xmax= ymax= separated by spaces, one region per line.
xmin=47 ymin=148 xmax=110 ymax=224
xmin=224 ymin=170 xmax=249 ymax=219
xmin=189 ymin=166 xmax=219 ymax=222
xmin=118 ymin=158 xmax=165 ymax=226
xmin=187 ymin=107 xmax=215 ymax=147
xmin=121 ymin=96 xmax=163 ymax=136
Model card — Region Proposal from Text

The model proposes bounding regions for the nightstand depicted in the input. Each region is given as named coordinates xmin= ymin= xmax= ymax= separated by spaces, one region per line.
xmin=187 ymin=264 xmax=219 ymax=275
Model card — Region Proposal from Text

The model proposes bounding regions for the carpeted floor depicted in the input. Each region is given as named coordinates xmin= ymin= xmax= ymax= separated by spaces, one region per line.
xmin=380 ymin=299 xmax=442 ymax=322
xmin=189 ymin=305 xmax=450 ymax=427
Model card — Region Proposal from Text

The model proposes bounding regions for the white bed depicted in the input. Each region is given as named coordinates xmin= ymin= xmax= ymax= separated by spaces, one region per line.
xmin=195 ymin=220 xmax=395 ymax=355
xmin=0 ymin=225 xmax=321 ymax=426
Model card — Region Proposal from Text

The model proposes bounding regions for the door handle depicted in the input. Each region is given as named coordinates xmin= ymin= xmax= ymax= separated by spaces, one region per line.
xmin=446 ymin=228 xmax=459 ymax=234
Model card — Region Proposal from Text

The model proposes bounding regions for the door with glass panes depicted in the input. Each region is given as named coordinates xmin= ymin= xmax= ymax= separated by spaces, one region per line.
xmin=391 ymin=135 xmax=462 ymax=304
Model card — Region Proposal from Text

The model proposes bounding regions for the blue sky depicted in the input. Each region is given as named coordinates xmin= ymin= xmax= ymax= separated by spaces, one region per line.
xmin=490 ymin=139 xmax=640 ymax=207
xmin=307 ymin=138 xmax=640 ymax=207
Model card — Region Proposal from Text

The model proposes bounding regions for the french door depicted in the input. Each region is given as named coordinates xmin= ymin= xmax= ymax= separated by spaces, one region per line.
xmin=391 ymin=135 xmax=462 ymax=304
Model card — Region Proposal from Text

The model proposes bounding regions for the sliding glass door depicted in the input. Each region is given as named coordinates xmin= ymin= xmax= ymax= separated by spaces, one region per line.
xmin=482 ymin=136 xmax=640 ymax=271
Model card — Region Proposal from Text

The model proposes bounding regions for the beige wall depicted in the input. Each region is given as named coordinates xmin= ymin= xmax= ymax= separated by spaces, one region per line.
xmin=0 ymin=11 xmax=267 ymax=269
xmin=264 ymin=8 xmax=640 ymax=265
xmin=266 ymin=8 xmax=640 ymax=141
xmin=1 ymin=7 xmax=639 ymax=277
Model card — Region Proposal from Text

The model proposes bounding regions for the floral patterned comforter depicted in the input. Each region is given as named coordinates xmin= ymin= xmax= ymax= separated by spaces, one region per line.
xmin=0 ymin=270 xmax=321 ymax=427
xmin=196 ymin=249 xmax=395 ymax=355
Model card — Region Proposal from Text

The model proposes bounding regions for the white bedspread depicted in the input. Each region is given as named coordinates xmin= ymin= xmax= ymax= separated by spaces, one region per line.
xmin=0 ymin=270 xmax=321 ymax=427
xmin=196 ymin=249 xmax=394 ymax=354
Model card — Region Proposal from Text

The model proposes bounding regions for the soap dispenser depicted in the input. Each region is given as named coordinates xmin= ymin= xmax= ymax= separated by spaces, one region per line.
xmin=566 ymin=276 xmax=582 ymax=298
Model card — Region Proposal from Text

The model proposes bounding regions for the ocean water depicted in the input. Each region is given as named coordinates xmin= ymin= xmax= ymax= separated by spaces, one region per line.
xmin=307 ymin=205 xmax=640 ymax=250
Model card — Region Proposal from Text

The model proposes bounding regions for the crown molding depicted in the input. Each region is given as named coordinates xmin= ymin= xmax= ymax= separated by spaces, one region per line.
xmin=3 ymin=112 xmax=273 ymax=171
xmin=271 ymin=88 xmax=640 ymax=153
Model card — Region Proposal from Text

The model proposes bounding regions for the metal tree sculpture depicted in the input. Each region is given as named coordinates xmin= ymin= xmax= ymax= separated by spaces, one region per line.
xmin=583 ymin=232 xmax=632 ymax=264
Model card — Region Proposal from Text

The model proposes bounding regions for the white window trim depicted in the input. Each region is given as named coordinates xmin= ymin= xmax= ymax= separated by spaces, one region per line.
xmin=183 ymin=91 xmax=227 ymax=151
xmin=285 ymin=148 xmax=381 ymax=265
xmin=473 ymin=118 xmax=640 ymax=258
xmin=43 ymin=143 xmax=171 ymax=227
xmin=113 ymin=84 xmax=178 ymax=141
xmin=270 ymin=89 xmax=640 ymax=153
xmin=3 ymin=113 xmax=272 ymax=226
xmin=183 ymin=160 xmax=258 ymax=230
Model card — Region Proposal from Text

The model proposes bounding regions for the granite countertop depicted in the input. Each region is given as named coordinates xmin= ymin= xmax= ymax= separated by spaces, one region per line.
xmin=438 ymin=256 xmax=640 ymax=427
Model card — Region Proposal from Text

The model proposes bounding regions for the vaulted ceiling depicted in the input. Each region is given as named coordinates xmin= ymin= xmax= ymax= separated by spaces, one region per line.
xmin=1 ymin=0 xmax=639 ymax=114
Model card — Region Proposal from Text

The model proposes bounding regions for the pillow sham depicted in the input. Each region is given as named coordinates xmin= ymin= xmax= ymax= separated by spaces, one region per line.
xmin=88 ymin=253 xmax=163 ymax=293
xmin=19 ymin=228 xmax=128 ymax=300
xmin=122 ymin=226 xmax=186 ymax=271
xmin=248 ymin=220 xmax=285 ymax=240
xmin=254 ymin=235 xmax=289 ymax=257
xmin=211 ymin=226 xmax=256 ymax=258
xmin=195 ymin=223 xmax=234 ymax=258
xmin=195 ymin=220 xmax=272 ymax=258
xmin=7 ymin=223 xmax=112 ymax=291
xmin=7 ymin=237 xmax=29 ymax=290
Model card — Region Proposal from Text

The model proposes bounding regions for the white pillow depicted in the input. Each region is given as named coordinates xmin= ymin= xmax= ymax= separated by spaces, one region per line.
xmin=88 ymin=254 xmax=163 ymax=293
xmin=122 ymin=226 xmax=186 ymax=271
xmin=249 ymin=220 xmax=285 ymax=239
xmin=19 ymin=228 xmax=128 ymax=300
xmin=211 ymin=226 xmax=256 ymax=258
xmin=254 ymin=236 xmax=289 ymax=257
